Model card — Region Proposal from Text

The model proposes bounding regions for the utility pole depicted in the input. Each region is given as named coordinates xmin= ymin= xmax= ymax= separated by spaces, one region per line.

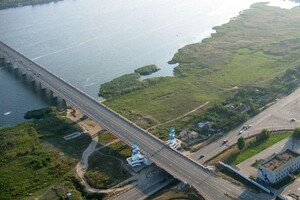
xmin=292 ymin=121 xmax=296 ymax=150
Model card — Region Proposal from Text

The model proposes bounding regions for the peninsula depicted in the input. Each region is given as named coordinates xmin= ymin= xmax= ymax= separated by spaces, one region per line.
xmin=100 ymin=3 xmax=300 ymax=138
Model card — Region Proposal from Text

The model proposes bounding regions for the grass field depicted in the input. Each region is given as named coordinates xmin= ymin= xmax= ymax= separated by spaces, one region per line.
xmin=104 ymin=4 xmax=300 ymax=132
xmin=0 ymin=116 xmax=91 ymax=199
xmin=85 ymin=152 xmax=131 ymax=189
xmin=225 ymin=132 xmax=292 ymax=166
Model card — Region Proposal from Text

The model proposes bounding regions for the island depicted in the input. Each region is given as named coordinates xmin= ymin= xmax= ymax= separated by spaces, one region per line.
xmin=134 ymin=64 xmax=160 ymax=76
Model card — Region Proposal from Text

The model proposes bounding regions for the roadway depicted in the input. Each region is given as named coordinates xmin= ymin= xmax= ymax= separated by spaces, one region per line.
xmin=0 ymin=41 xmax=273 ymax=200
xmin=191 ymin=84 xmax=300 ymax=164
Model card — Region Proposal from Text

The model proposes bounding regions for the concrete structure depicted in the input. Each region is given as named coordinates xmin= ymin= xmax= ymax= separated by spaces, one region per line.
xmin=165 ymin=128 xmax=181 ymax=150
xmin=257 ymin=149 xmax=300 ymax=184
xmin=127 ymin=142 xmax=152 ymax=167
xmin=0 ymin=41 xmax=274 ymax=200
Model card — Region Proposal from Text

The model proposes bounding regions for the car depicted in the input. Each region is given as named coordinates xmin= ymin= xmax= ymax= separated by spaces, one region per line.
xmin=243 ymin=124 xmax=252 ymax=130
xmin=290 ymin=118 xmax=296 ymax=122
xmin=238 ymin=130 xmax=243 ymax=135
xmin=199 ymin=155 xmax=205 ymax=159
xmin=223 ymin=139 xmax=228 ymax=144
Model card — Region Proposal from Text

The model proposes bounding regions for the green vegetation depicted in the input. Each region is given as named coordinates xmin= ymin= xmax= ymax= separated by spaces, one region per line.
xmin=134 ymin=64 xmax=160 ymax=75
xmin=102 ymin=4 xmax=300 ymax=137
xmin=224 ymin=131 xmax=292 ymax=166
xmin=0 ymin=0 xmax=62 ymax=10
xmin=255 ymin=129 xmax=270 ymax=143
xmin=98 ymin=141 xmax=131 ymax=160
xmin=24 ymin=107 xmax=54 ymax=119
xmin=293 ymin=127 xmax=300 ymax=139
xmin=237 ymin=137 xmax=245 ymax=150
xmin=85 ymin=152 xmax=131 ymax=189
xmin=0 ymin=109 xmax=93 ymax=199
xmin=99 ymin=73 xmax=161 ymax=98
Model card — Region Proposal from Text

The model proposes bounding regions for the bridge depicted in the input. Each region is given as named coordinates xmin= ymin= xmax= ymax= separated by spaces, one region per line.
xmin=0 ymin=41 xmax=273 ymax=200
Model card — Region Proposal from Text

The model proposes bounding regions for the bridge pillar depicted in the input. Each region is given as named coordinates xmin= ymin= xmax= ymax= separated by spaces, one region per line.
xmin=12 ymin=63 xmax=18 ymax=70
xmin=57 ymin=97 xmax=67 ymax=111
xmin=0 ymin=55 xmax=5 ymax=66
xmin=5 ymin=61 xmax=12 ymax=71
xmin=45 ymin=89 xmax=55 ymax=100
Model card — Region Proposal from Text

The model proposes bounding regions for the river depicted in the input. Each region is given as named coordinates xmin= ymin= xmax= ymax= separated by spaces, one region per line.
xmin=0 ymin=0 xmax=298 ymax=126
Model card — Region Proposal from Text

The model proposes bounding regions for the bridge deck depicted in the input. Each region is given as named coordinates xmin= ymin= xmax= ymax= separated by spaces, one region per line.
xmin=0 ymin=41 xmax=273 ymax=200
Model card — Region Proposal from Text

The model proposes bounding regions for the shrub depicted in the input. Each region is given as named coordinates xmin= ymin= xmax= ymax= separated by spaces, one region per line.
xmin=134 ymin=64 xmax=160 ymax=75
xmin=24 ymin=107 xmax=54 ymax=119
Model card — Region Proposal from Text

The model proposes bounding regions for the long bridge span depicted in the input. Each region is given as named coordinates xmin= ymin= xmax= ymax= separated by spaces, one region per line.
xmin=0 ymin=41 xmax=272 ymax=200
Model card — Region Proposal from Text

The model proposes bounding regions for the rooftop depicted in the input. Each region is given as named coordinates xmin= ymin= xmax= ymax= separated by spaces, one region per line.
xmin=262 ymin=149 xmax=300 ymax=171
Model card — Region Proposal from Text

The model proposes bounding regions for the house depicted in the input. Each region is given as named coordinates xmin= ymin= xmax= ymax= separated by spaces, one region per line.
xmin=188 ymin=131 xmax=198 ymax=139
xmin=235 ymin=103 xmax=251 ymax=114
xmin=179 ymin=130 xmax=199 ymax=140
xmin=257 ymin=149 xmax=300 ymax=184
xmin=198 ymin=121 xmax=210 ymax=129
xmin=179 ymin=130 xmax=188 ymax=138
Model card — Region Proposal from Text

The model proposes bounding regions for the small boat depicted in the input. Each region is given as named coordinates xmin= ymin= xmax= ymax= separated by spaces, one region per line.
xmin=4 ymin=111 xmax=12 ymax=116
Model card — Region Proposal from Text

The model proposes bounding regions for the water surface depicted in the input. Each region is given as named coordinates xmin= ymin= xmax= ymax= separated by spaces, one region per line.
xmin=0 ymin=0 xmax=298 ymax=126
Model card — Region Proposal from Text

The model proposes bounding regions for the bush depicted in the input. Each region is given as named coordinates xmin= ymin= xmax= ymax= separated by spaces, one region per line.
xmin=255 ymin=129 xmax=270 ymax=143
xmin=134 ymin=64 xmax=160 ymax=75
xmin=237 ymin=137 xmax=245 ymax=150
xmin=99 ymin=73 xmax=143 ymax=98
xmin=293 ymin=127 xmax=300 ymax=139
xmin=24 ymin=107 xmax=54 ymax=119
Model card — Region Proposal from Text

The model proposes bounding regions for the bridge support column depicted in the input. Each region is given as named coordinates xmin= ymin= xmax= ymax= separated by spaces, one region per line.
xmin=0 ymin=55 xmax=5 ymax=66
xmin=57 ymin=97 xmax=67 ymax=111
xmin=45 ymin=89 xmax=55 ymax=101
xmin=5 ymin=61 xmax=12 ymax=71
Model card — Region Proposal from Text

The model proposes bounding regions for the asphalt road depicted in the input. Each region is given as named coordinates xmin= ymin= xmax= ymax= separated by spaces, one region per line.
xmin=192 ymin=87 xmax=300 ymax=164
xmin=0 ymin=41 xmax=273 ymax=200
xmin=113 ymin=170 xmax=172 ymax=200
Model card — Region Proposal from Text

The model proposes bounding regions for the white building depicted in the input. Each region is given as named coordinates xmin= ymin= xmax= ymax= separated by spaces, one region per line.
xmin=257 ymin=149 xmax=300 ymax=184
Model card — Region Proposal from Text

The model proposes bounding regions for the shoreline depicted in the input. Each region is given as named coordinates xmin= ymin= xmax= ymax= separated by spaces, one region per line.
xmin=0 ymin=0 xmax=63 ymax=10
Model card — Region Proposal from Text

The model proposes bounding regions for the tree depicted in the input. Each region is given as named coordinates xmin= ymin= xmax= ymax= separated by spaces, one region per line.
xmin=237 ymin=137 xmax=245 ymax=150
xmin=293 ymin=127 xmax=300 ymax=139
xmin=256 ymin=129 xmax=269 ymax=143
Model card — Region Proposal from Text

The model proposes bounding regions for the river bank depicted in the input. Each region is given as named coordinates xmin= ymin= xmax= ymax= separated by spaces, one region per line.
xmin=102 ymin=3 xmax=300 ymax=138
xmin=0 ymin=0 xmax=63 ymax=10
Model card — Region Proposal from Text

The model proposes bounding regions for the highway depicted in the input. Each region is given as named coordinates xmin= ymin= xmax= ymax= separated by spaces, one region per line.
xmin=192 ymin=86 xmax=300 ymax=164
xmin=0 ymin=41 xmax=273 ymax=200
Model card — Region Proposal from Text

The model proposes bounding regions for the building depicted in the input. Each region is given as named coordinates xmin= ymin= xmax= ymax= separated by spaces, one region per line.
xmin=197 ymin=121 xmax=210 ymax=129
xmin=257 ymin=149 xmax=300 ymax=184
xmin=179 ymin=130 xmax=198 ymax=140
xmin=188 ymin=131 xmax=198 ymax=139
